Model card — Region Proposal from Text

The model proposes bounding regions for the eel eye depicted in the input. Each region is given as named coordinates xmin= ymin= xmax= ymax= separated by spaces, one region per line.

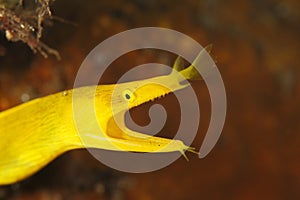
xmin=122 ymin=89 xmax=135 ymax=102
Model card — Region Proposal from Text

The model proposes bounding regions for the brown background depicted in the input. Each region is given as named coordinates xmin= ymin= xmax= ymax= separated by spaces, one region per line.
xmin=0 ymin=0 xmax=299 ymax=199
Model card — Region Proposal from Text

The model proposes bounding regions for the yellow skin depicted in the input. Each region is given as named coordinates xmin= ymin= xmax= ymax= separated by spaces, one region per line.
xmin=0 ymin=48 xmax=207 ymax=185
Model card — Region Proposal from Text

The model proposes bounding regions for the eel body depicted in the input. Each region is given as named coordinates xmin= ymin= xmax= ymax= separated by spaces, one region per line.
xmin=0 ymin=48 xmax=207 ymax=185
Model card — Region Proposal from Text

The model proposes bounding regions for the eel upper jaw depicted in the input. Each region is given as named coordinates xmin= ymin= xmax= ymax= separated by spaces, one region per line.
xmin=106 ymin=81 xmax=189 ymax=140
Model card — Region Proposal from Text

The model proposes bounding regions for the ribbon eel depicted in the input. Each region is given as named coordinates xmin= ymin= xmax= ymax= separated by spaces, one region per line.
xmin=0 ymin=47 xmax=209 ymax=185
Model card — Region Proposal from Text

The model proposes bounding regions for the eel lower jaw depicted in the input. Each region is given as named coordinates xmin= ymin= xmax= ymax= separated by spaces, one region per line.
xmin=104 ymin=111 xmax=198 ymax=159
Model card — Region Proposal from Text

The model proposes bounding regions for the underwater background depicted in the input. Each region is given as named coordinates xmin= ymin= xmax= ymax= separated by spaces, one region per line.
xmin=0 ymin=0 xmax=299 ymax=199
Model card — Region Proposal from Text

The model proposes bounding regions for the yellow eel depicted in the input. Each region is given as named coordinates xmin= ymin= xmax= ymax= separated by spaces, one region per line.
xmin=0 ymin=47 xmax=208 ymax=185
